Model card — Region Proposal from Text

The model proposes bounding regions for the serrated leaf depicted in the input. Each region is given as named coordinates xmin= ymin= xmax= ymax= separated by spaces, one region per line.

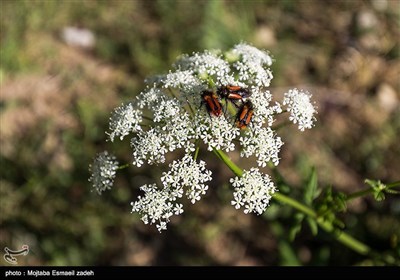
xmin=386 ymin=189 xmax=400 ymax=195
xmin=304 ymin=167 xmax=318 ymax=206
xmin=306 ymin=217 xmax=318 ymax=236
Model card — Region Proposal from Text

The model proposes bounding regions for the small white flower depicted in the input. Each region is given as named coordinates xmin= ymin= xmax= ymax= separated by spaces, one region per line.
xmin=161 ymin=154 xmax=212 ymax=204
xmin=107 ymin=103 xmax=142 ymax=142
xmin=131 ymin=184 xmax=184 ymax=232
xmin=283 ymin=89 xmax=317 ymax=131
xmin=230 ymin=168 xmax=276 ymax=215
xmin=156 ymin=221 xmax=167 ymax=232
xmin=174 ymin=203 xmax=184 ymax=215
xmin=89 ymin=151 xmax=119 ymax=195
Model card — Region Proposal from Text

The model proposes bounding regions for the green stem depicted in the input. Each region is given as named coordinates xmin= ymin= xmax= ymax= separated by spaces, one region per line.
xmin=387 ymin=181 xmax=400 ymax=187
xmin=271 ymin=120 xmax=291 ymax=131
xmin=273 ymin=192 xmax=315 ymax=217
xmin=117 ymin=163 xmax=130 ymax=170
xmin=207 ymin=77 xmax=216 ymax=89
xmin=213 ymin=149 xmax=243 ymax=177
xmin=346 ymin=189 xmax=372 ymax=201
xmin=193 ymin=145 xmax=200 ymax=161
xmin=213 ymin=149 xmax=371 ymax=256
xmin=274 ymin=192 xmax=370 ymax=255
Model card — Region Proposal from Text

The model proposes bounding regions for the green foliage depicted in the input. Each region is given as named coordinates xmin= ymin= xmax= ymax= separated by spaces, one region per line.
xmin=364 ymin=179 xmax=400 ymax=201
xmin=288 ymin=212 xmax=303 ymax=241
xmin=303 ymin=167 xmax=318 ymax=206
xmin=315 ymin=187 xmax=346 ymax=228
xmin=279 ymin=239 xmax=301 ymax=266
xmin=289 ymin=168 xmax=319 ymax=240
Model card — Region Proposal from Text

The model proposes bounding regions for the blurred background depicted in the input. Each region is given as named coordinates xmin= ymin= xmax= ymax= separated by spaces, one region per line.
xmin=1 ymin=0 xmax=399 ymax=265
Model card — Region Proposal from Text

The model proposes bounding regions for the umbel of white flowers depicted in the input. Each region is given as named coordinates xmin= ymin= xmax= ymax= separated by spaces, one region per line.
xmin=89 ymin=43 xmax=317 ymax=232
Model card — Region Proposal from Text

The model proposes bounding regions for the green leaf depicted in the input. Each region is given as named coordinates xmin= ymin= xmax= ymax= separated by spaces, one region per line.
xmin=289 ymin=213 xmax=305 ymax=241
xmin=367 ymin=179 xmax=386 ymax=201
xmin=306 ymin=217 xmax=318 ymax=236
xmin=365 ymin=179 xmax=400 ymax=201
xmin=332 ymin=218 xmax=345 ymax=229
xmin=304 ymin=167 xmax=318 ymax=206
xmin=334 ymin=192 xmax=347 ymax=212
xmin=279 ymin=240 xmax=301 ymax=266
xmin=386 ymin=189 xmax=400 ymax=195
xmin=364 ymin=179 xmax=379 ymax=188
xmin=374 ymin=191 xmax=386 ymax=201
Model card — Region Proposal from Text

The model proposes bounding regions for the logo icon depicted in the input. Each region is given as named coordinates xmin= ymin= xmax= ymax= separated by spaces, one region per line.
xmin=3 ymin=245 xmax=29 ymax=265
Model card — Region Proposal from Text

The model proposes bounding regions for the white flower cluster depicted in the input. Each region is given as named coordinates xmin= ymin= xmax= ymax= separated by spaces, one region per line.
xmin=107 ymin=102 xmax=142 ymax=142
xmin=240 ymin=127 xmax=284 ymax=167
xmin=89 ymin=151 xmax=119 ymax=195
xmin=161 ymin=154 xmax=212 ymax=204
xmin=283 ymin=88 xmax=317 ymax=131
xmin=90 ymin=43 xmax=317 ymax=231
xmin=174 ymin=50 xmax=233 ymax=86
xmin=195 ymin=112 xmax=240 ymax=152
xmin=130 ymin=89 xmax=196 ymax=167
xmin=230 ymin=168 xmax=276 ymax=215
xmin=131 ymin=184 xmax=184 ymax=232
xmin=232 ymin=43 xmax=274 ymax=88
xmin=130 ymin=155 xmax=212 ymax=231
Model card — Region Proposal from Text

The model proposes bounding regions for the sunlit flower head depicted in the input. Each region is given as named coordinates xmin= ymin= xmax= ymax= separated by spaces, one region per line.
xmin=232 ymin=43 xmax=274 ymax=88
xmin=107 ymin=102 xmax=142 ymax=142
xmin=283 ymin=89 xmax=317 ymax=131
xmin=131 ymin=153 xmax=211 ymax=232
xmin=230 ymin=168 xmax=276 ymax=215
xmin=161 ymin=154 xmax=212 ymax=204
xmin=131 ymin=184 xmax=184 ymax=232
xmin=239 ymin=127 xmax=284 ymax=167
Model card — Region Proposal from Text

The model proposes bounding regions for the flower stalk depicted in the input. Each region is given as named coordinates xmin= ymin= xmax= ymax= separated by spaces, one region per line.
xmin=213 ymin=149 xmax=371 ymax=256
